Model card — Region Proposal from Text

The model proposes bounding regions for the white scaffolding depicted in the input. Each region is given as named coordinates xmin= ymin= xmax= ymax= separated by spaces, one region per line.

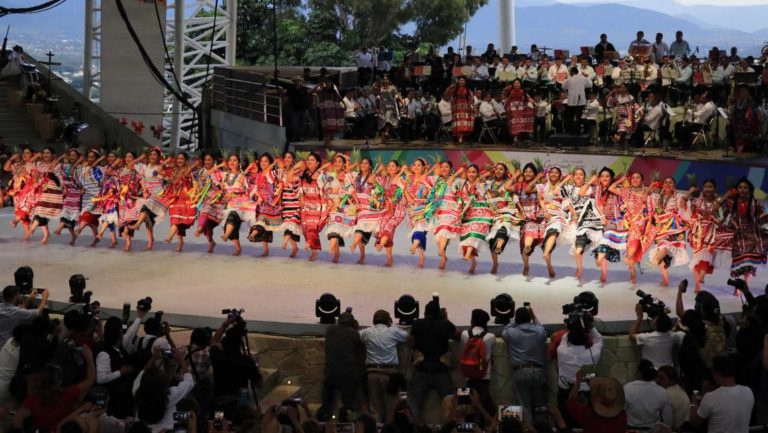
xmin=83 ymin=0 xmax=102 ymax=102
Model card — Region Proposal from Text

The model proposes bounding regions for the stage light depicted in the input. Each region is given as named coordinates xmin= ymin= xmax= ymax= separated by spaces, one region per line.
xmin=69 ymin=274 xmax=89 ymax=303
xmin=315 ymin=293 xmax=341 ymax=324
xmin=14 ymin=266 xmax=34 ymax=295
xmin=394 ymin=294 xmax=419 ymax=325
xmin=490 ymin=293 xmax=515 ymax=325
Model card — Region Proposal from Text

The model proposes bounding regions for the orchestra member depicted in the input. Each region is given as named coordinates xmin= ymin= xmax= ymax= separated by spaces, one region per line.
xmin=520 ymin=58 xmax=539 ymax=92
xmin=488 ymin=55 xmax=501 ymax=78
xmin=579 ymin=57 xmax=596 ymax=81
xmin=533 ymin=93 xmax=550 ymax=142
xmin=736 ymin=59 xmax=755 ymax=73
xmin=638 ymin=57 xmax=659 ymax=93
xmin=728 ymin=46 xmax=741 ymax=64
xmin=594 ymin=33 xmax=616 ymax=63
xmin=548 ymin=58 xmax=569 ymax=89
xmin=438 ymin=94 xmax=452 ymax=129
xmin=652 ymin=33 xmax=669 ymax=64
xmin=529 ymin=44 xmax=542 ymax=64
xmin=479 ymin=93 xmax=504 ymax=138
xmin=713 ymin=57 xmax=735 ymax=86
xmin=470 ymin=56 xmax=490 ymax=89
xmin=495 ymin=56 xmax=518 ymax=84
xmin=355 ymin=46 xmax=374 ymax=86
xmin=481 ymin=43 xmax=498 ymax=63
xmin=635 ymin=92 xmax=664 ymax=146
xmin=581 ymin=91 xmax=600 ymax=137
xmin=628 ymin=31 xmax=651 ymax=55
xmin=563 ymin=67 xmax=593 ymax=135
xmin=669 ymin=31 xmax=691 ymax=59
xmin=674 ymin=91 xmax=716 ymax=149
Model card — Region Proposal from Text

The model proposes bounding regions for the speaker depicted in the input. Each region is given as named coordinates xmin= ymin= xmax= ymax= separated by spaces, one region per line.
xmin=547 ymin=133 xmax=590 ymax=147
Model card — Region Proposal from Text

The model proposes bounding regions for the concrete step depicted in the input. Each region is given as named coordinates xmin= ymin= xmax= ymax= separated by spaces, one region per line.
xmin=258 ymin=367 xmax=281 ymax=399
xmin=258 ymin=383 xmax=302 ymax=409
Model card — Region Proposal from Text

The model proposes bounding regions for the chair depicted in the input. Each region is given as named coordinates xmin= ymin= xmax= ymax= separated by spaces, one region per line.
xmin=436 ymin=122 xmax=452 ymax=142
xmin=478 ymin=120 xmax=500 ymax=144
xmin=691 ymin=113 xmax=716 ymax=149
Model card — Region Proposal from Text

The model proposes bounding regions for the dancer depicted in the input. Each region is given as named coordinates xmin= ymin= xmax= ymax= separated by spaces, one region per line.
xmin=248 ymin=153 xmax=282 ymax=257
xmin=443 ymin=76 xmax=475 ymax=143
xmin=431 ymin=161 xmax=464 ymax=270
xmin=511 ymin=163 xmax=545 ymax=277
xmin=487 ymin=163 xmax=523 ymax=275
xmin=349 ymin=158 xmax=384 ymax=265
xmin=131 ymin=148 xmax=169 ymax=250
xmin=314 ymin=77 xmax=345 ymax=147
xmin=194 ymin=152 xmax=225 ymax=254
xmin=374 ymin=76 xmax=402 ymax=143
xmin=116 ymin=152 xmax=144 ymax=252
xmin=53 ymin=148 xmax=83 ymax=245
xmin=299 ymin=152 xmax=327 ymax=262
xmin=403 ymin=158 xmax=433 ymax=268
xmin=685 ymin=179 xmax=730 ymax=292
xmin=729 ymin=178 xmax=768 ymax=283
xmin=592 ymin=168 xmax=625 ymax=283
xmin=537 ymin=166 xmax=570 ymax=278
xmin=4 ymin=146 xmax=37 ymax=239
xmin=375 ymin=160 xmax=407 ymax=267
xmin=562 ymin=168 xmax=603 ymax=280
xmin=323 ymin=154 xmax=354 ymax=263
xmin=163 ymin=152 xmax=198 ymax=252
xmin=458 ymin=165 xmax=494 ymax=274
xmin=615 ymin=172 xmax=652 ymax=284
xmin=648 ymin=177 xmax=689 ymax=287
xmin=27 ymin=147 xmax=63 ymax=244
xmin=277 ymin=151 xmax=303 ymax=258
xmin=93 ymin=153 xmax=121 ymax=248
xmin=75 ymin=149 xmax=105 ymax=246
xmin=503 ymin=79 xmax=535 ymax=144
xmin=220 ymin=154 xmax=255 ymax=256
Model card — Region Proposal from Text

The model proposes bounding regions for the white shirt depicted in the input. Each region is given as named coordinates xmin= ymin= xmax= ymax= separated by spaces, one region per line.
xmin=122 ymin=318 xmax=172 ymax=355
xmin=676 ymin=66 xmax=693 ymax=86
xmin=642 ymin=104 xmax=665 ymax=132
xmin=692 ymin=101 xmax=716 ymax=124
xmin=479 ymin=101 xmax=498 ymax=122
xmin=579 ymin=65 xmax=595 ymax=80
xmin=342 ymin=97 xmax=357 ymax=118
xmin=652 ymin=42 xmax=669 ymax=63
xmin=355 ymin=50 xmax=373 ymax=68
xmin=556 ymin=329 xmax=603 ymax=389
xmin=624 ymin=380 xmax=673 ymax=429
xmin=713 ymin=64 xmax=735 ymax=85
xmin=670 ymin=40 xmax=691 ymax=58
xmin=697 ymin=385 xmax=754 ymax=433
xmin=492 ymin=99 xmax=506 ymax=116
xmin=563 ymin=74 xmax=593 ymax=106
xmin=0 ymin=339 xmax=20 ymax=403
xmin=581 ymin=99 xmax=600 ymax=120
xmin=438 ymin=100 xmax=452 ymax=124
xmin=535 ymin=101 xmax=550 ymax=118
xmin=520 ymin=66 xmax=538 ymax=83
xmin=495 ymin=63 xmax=517 ymax=82
xmin=359 ymin=324 xmax=408 ymax=365
xmin=471 ymin=64 xmax=489 ymax=80
xmin=548 ymin=64 xmax=569 ymax=84
xmin=96 ymin=349 xmax=125 ymax=385
xmin=666 ymin=384 xmax=690 ymax=430
xmin=133 ymin=371 xmax=196 ymax=433
xmin=460 ymin=327 xmax=496 ymax=380
xmin=0 ymin=303 xmax=38 ymax=348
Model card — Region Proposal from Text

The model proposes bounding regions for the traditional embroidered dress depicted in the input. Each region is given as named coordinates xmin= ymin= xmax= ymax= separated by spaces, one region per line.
xmin=431 ymin=176 xmax=463 ymax=241
xmin=56 ymin=163 xmax=82 ymax=227
xmin=94 ymin=173 xmax=119 ymax=227
xmin=250 ymin=169 xmax=283 ymax=243
xmin=317 ymin=85 xmax=346 ymax=134
xmin=323 ymin=171 xmax=355 ymax=246
xmin=458 ymin=180 xmax=494 ymax=255
xmin=349 ymin=171 xmax=385 ymax=239
xmin=405 ymin=175 xmax=434 ymax=250
xmin=593 ymin=184 xmax=627 ymax=262
xmin=7 ymin=161 xmax=36 ymax=224
xmin=561 ymin=184 xmax=603 ymax=255
xmin=278 ymin=168 xmax=302 ymax=240
xmin=485 ymin=179 xmax=522 ymax=253
xmin=193 ymin=168 xmax=225 ymax=238
xmin=30 ymin=162 xmax=63 ymax=222
xmin=513 ymin=181 xmax=544 ymax=253
xmin=117 ymin=167 xmax=143 ymax=231
xmin=300 ymin=171 xmax=328 ymax=251
xmin=504 ymin=88 xmax=534 ymax=137
xmin=375 ymin=175 xmax=406 ymax=248
xmin=135 ymin=162 xmax=168 ymax=224
xmin=221 ymin=171 xmax=256 ymax=225
xmin=688 ymin=196 xmax=731 ymax=274
xmin=377 ymin=86 xmax=400 ymax=129
xmin=165 ymin=168 xmax=197 ymax=235
xmin=77 ymin=165 xmax=104 ymax=227
xmin=648 ymin=192 xmax=689 ymax=266
xmin=444 ymin=85 xmax=474 ymax=136
xmin=612 ymin=99 xmax=642 ymax=136
xmin=730 ymin=198 xmax=768 ymax=278
xmin=538 ymin=181 xmax=568 ymax=242
xmin=620 ymin=187 xmax=653 ymax=263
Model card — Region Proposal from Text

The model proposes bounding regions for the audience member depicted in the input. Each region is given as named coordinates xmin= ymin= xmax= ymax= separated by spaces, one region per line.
xmin=566 ymin=370 xmax=627 ymax=433
xmin=319 ymin=311 xmax=364 ymax=420
xmin=656 ymin=366 xmax=690 ymax=430
xmin=0 ymin=285 xmax=49 ymax=347
xmin=629 ymin=303 xmax=677 ymax=369
xmin=459 ymin=309 xmax=495 ymax=415
xmin=210 ymin=317 xmax=262 ymax=419
xmin=623 ymin=359 xmax=672 ymax=430
xmin=689 ymin=354 xmax=755 ymax=433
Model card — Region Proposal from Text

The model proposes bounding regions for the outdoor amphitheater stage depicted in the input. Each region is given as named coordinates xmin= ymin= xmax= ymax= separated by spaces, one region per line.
xmin=1 ymin=147 xmax=765 ymax=334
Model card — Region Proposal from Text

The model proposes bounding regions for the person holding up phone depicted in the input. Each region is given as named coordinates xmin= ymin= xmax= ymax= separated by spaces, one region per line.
xmin=0 ymin=285 xmax=49 ymax=347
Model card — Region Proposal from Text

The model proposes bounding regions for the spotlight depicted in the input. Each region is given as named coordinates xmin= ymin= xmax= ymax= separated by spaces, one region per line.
xmin=394 ymin=294 xmax=419 ymax=325
xmin=315 ymin=293 xmax=341 ymax=324
xmin=14 ymin=266 xmax=34 ymax=295
xmin=69 ymin=274 xmax=89 ymax=303
xmin=490 ymin=293 xmax=515 ymax=325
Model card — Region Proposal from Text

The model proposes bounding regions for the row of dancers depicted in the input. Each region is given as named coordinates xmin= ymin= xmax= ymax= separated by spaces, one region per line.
xmin=3 ymin=146 xmax=768 ymax=290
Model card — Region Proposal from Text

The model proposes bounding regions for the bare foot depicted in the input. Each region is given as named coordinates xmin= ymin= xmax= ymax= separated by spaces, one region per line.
xmin=281 ymin=238 xmax=289 ymax=250
xmin=194 ymin=229 xmax=203 ymax=238
xmin=629 ymin=266 xmax=637 ymax=284
xmin=375 ymin=242 xmax=384 ymax=252
xmin=491 ymin=264 xmax=498 ymax=275
xmin=54 ymin=227 xmax=63 ymax=236
xmin=146 ymin=241 xmax=154 ymax=251
xmin=575 ymin=267 xmax=583 ymax=279
xmin=220 ymin=234 xmax=228 ymax=242
xmin=462 ymin=252 xmax=471 ymax=262
xmin=418 ymin=255 xmax=425 ymax=268
xmin=547 ymin=263 xmax=555 ymax=279
xmin=208 ymin=241 xmax=216 ymax=253
xmin=600 ymin=273 xmax=607 ymax=284
xmin=9 ymin=220 xmax=18 ymax=228
xmin=410 ymin=243 xmax=418 ymax=256
xmin=260 ymin=250 xmax=269 ymax=257
xmin=233 ymin=246 xmax=241 ymax=256
xmin=308 ymin=250 xmax=318 ymax=261
xmin=40 ymin=234 xmax=49 ymax=245
xmin=22 ymin=232 xmax=31 ymax=242
xmin=91 ymin=236 xmax=101 ymax=247
xmin=469 ymin=259 xmax=476 ymax=274
xmin=385 ymin=258 xmax=393 ymax=267
xmin=350 ymin=243 xmax=357 ymax=253
xmin=109 ymin=239 xmax=117 ymax=249
xmin=357 ymin=256 xmax=365 ymax=265
xmin=439 ymin=255 xmax=447 ymax=270
xmin=332 ymin=250 xmax=340 ymax=263
xmin=124 ymin=241 xmax=132 ymax=252
xmin=523 ymin=266 xmax=530 ymax=277
xmin=164 ymin=237 xmax=172 ymax=243
xmin=289 ymin=245 xmax=298 ymax=258
xmin=176 ymin=244 xmax=183 ymax=253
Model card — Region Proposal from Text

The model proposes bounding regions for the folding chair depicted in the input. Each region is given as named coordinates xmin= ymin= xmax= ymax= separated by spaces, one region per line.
xmin=478 ymin=121 xmax=499 ymax=144
xmin=691 ymin=114 xmax=716 ymax=149
xmin=436 ymin=123 xmax=452 ymax=142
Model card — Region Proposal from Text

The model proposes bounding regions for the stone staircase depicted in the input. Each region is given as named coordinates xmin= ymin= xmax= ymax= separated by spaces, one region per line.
xmin=0 ymin=80 xmax=46 ymax=148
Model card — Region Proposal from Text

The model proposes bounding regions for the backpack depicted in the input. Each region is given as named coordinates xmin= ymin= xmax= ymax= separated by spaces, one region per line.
xmin=460 ymin=329 xmax=490 ymax=380
xmin=700 ymin=319 xmax=727 ymax=368
xmin=131 ymin=335 xmax=158 ymax=368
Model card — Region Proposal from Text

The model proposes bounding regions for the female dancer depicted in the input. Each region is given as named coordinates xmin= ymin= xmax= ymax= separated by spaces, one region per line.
xmin=503 ymin=79 xmax=535 ymax=144
xmin=685 ymin=179 xmax=730 ymax=292
xmin=116 ymin=151 xmax=144 ymax=252
xmin=510 ymin=163 xmax=545 ymax=277
xmin=277 ymin=151 xmax=303 ymax=258
xmin=163 ymin=152 xmax=198 ymax=252
xmin=592 ymin=168 xmax=625 ymax=283
xmin=324 ymin=154 xmax=354 ymax=263
xmin=403 ymin=158 xmax=433 ymax=268
xmin=131 ymin=148 xmax=169 ymax=250
xmin=4 ymin=146 xmax=37 ymax=239
xmin=458 ymin=165 xmax=494 ymax=274
xmin=431 ymin=161 xmax=464 ymax=270
xmin=194 ymin=152 xmax=225 ymax=254
xmin=648 ymin=177 xmax=689 ymax=287
xmin=75 ymin=149 xmax=105 ymax=246
xmin=729 ymin=178 xmax=768 ymax=282
xmin=249 ymin=153 xmax=282 ymax=257
xmin=487 ymin=163 xmax=523 ymax=275
xmin=562 ymin=168 xmax=603 ymax=280
xmin=374 ymin=76 xmax=402 ymax=143
xmin=93 ymin=152 xmax=121 ymax=248
xmin=375 ymin=160 xmax=407 ymax=267
xmin=53 ymin=148 xmax=83 ymax=245
xmin=443 ymin=76 xmax=475 ymax=143
xmin=27 ymin=147 xmax=64 ymax=244
xmin=299 ymin=152 xmax=326 ymax=262
xmin=537 ymin=166 xmax=570 ymax=278
xmin=349 ymin=158 xmax=385 ymax=265
xmin=613 ymin=172 xmax=652 ymax=284
xmin=220 ymin=154 xmax=255 ymax=256
xmin=314 ymin=77 xmax=346 ymax=147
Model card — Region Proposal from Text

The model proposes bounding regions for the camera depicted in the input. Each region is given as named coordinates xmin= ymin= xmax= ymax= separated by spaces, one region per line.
xmin=137 ymin=297 xmax=153 ymax=313
xmin=455 ymin=387 xmax=471 ymax=405
xmin=727 ymin=278 xmax=747 ymax=291
xmin=14 ymin=266 xmax=34 ymax=295
xmin=174 ymin=412 xmax=191 ymax=425
xmin=212 ymin=411 xmax=224 ymax=431
xmin=456 ymin=422 xmax=477 ymax=432
xmin=222 ymin=308 xmax=245 ymax=323
xmin=636 ymin=290 xmax=668 ymax=318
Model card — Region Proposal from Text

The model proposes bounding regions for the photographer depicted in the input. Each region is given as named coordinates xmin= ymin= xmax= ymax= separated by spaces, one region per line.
xmin=210 ymin=316 xmax=261 ymax=419
xmin=359 ymin=310 xmax=408 ymax=423
xmin=689 ymin=354 xmax=754 ymax=433
xmin=133 ymin=347 xmax=195 ymax=432
xmin=566 ymin=369 xmax=626 ymax=433
xmin=440 ymin=388 xmax=496 ymax=431
xmin=318 ymin=311 xmax=364 ymax=420
xmin=629 ymin=302 xmax=677 ymax=369
xmin=0 ymin=285 xmax=49 ymax=347
xmin=675 ymin=282 xmax=736 ymax=362
xmin=459 ymin=309 xmax=495 ymax=415
xmin=95 ymin=317 xmax=135 ymax=418
xmin=408 ymin=300 xmax=459 ymax=423
xmin=622 ymin=359 xmax=672 ymax=430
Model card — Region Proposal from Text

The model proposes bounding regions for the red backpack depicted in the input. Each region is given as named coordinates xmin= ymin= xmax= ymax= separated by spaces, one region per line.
xmin=460 ymin=329 xmax=490 ymax=379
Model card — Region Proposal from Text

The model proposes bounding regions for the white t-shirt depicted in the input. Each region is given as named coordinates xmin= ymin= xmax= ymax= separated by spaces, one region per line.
xmin=634 ymin=331 xmax=676 ymax=369
xmin=460 ymin=327 xmax=496 ymax=380
xmin=0 ymin=339 xmax=20 ymax=403
xmin=623 ymin=380 xmax=673 ymax=429
xmin=697 ymin=385 xmax=754 ymax=433
xmin=666 ymin=384 xmax=690 ymax=429
xmin=133 ymin=371 xmax=195 ymax=433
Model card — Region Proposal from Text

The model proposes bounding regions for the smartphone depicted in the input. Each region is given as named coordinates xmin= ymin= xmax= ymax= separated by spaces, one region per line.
xmin=498 ymin=405 xmax=523 ymax=421
xmin=155 ymin=310 xmax=164 ymax=321
xmin=680 ymin=279 xmax=688 ymax=294
xmin=173 ymin=412 xmax=191 ymax=424
xmin=455 ymin=422 xmax=476 ymax=432
xmin=455 ymin=387 xmax=471 ymax=405
xmin=212 ymin=411 xmax=224 ymax=431
xmin=398 ymin=391 xmax=408 ymax=401
xmin=122 ymin=303 xmax=131 ymax=323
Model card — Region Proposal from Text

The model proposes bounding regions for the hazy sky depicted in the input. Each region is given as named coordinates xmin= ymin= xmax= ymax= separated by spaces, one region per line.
xmin=558 ymin=0 xmax=768 ymax=4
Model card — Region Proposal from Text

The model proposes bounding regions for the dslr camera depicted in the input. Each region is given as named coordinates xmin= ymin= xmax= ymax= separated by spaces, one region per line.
xmin=222 ymin=308 xmax=245 ymax=324
xmin=636 ymin=290 xmax=668 ymax=318
xmin=137 ymin=297 xmax=153 ymax=313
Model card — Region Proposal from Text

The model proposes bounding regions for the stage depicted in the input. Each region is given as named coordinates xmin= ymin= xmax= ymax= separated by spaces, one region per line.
xmin=0 ymin=206 xmax=751 ymax=335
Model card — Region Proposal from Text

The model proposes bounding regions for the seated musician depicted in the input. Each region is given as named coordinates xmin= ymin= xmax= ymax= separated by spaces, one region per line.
xmin=581 ymin=91 xmax=601 ymax=137
xmin=637 ymin=57 xmax=659 ymax=94
xmin=520 ymin=58 xmax=539 ymax=92
xmin=594 ymin=33 xmax=616 ymax=64
xmin=674 ymin=91 xmax=716 ymax=149
xmin=628 ymin=31 xmax=651 ymax=55
xmin=634 ymin=92 xmax=665 ymax=146
xmin=736 ymin=59 xmax=755 ymax=74
xmin=479 ymin=92 xmax=504 ymax=136
xmin=530 ymin=45 xmax=542 ymax=64
xmin=488 ymin=55 xmax=501 ymax=78
xmin=438 ymin=94 xmax=452 ymax=128
xmin=659 ymin=56 xmax=675 ymax=87
xmin=537 ymin=57 xmax=552 ymax=86
xmin=579 ymin=56 xmax=596 ymax=81
xmin=533 ymin=93 xmax=550 ymax=142
xmin=492 ymin=92 xmax=506 ymax=119
xmin=594 ymin=57 xmax=613 ymax=95
xmin=481 ymin=43 xmax=498 ymax=63
xmin=470 ymin=56 xmax=490 ymax=89
xmin=548 ymin=57 xmax=569 ymax=89
xmin=674 ymin=57 xmax=692 ymax=87
xmin=495 ymin=56 xmax=517 ymax=84
xmin=356 ymin=88 xmax=378 ymax=139
xmin=713 ymin=57 xmax=735 ymax=86
xmin=402 ymin=90 xmax=424 ymax=141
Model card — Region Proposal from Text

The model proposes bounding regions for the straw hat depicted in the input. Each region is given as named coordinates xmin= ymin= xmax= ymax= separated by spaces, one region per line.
xmin=588 ymin=377 xmax=625 ymax=418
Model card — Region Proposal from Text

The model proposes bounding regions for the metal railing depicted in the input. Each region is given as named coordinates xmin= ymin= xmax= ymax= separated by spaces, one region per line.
xmin=212 ymin=67 xmax=283 ymax=126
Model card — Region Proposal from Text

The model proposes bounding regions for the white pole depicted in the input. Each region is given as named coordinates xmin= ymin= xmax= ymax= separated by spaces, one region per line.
xmin=227 ymin=0 xmax=237 ymax=63
xmin=170 ymin=0 xmax=184 ymax=150
xmin=83 ymin=0 xmax=94 ymax=99
xmin=511 ymin=0 xmax=516 ymax=47
xmin=499 ymin=0 xmax=510 ymax=54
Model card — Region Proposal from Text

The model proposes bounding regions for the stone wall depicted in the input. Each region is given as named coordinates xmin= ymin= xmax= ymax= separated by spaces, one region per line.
xmin=250 ymin=333 xmax=642 ymax=419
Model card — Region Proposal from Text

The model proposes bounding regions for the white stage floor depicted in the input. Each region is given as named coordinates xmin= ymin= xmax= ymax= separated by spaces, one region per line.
xmin=0 ymin=208 xmax=751 ymax=329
